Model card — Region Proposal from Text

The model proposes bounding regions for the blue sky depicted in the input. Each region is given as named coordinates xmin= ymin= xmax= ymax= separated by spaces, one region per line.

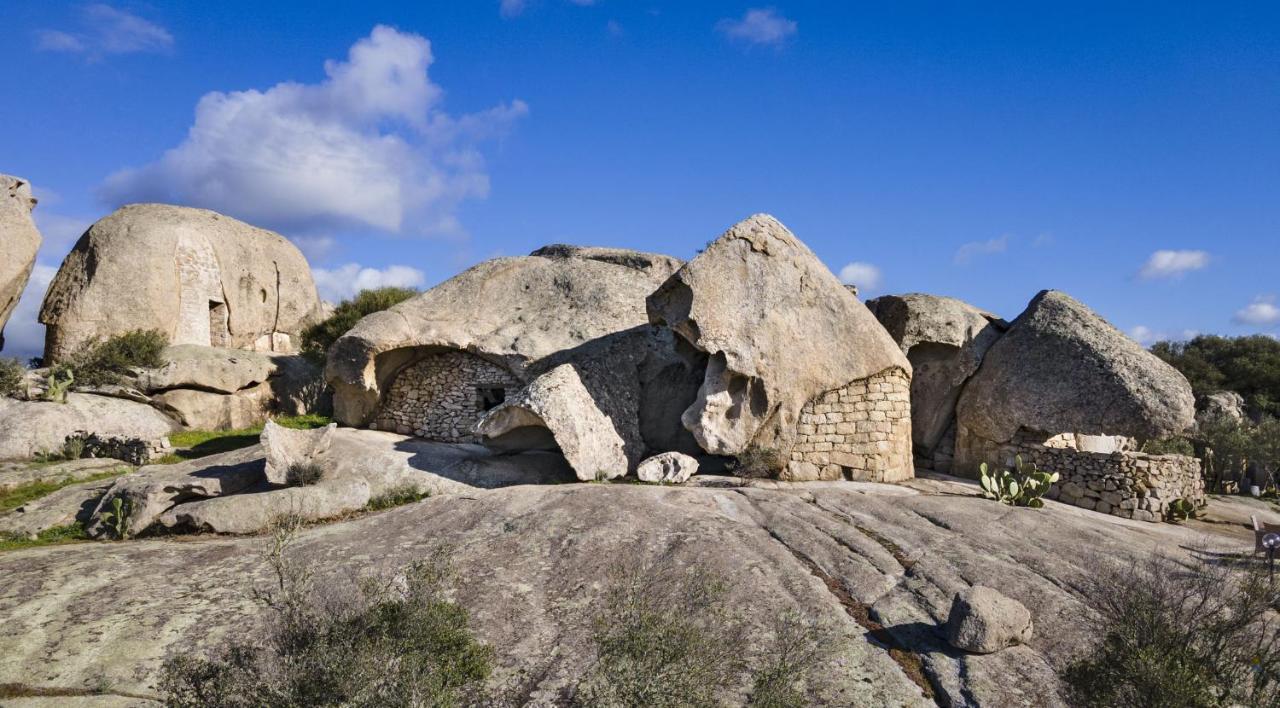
xmin=2 ymin=1 xmax=1278 ymax=360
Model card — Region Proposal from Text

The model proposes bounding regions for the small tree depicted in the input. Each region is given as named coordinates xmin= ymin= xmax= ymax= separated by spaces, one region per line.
xmin=65 ymin=329 xmax=167 ymax=387
xmin=301 ymin=287 xmax=418 ymax=362
xmin=0 ymin=357 xmax=25 ymax=397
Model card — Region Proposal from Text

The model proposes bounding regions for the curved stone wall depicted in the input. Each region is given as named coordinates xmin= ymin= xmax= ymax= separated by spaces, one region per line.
xmin=373 ymin=350 xmax=522 ymax=442
xmin=784 ymin=367 xmax=914 ymax=482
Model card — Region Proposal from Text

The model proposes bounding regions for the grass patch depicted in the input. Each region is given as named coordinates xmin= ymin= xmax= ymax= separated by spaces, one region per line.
xmin=0 ymin=468 xmax=129 ymax=513
xmin=0 ymin=523 xmax=90 ymax=552
xmin=367 ymin=485 xmax=430 ymax=511
xmin=154 ymin=415 xmax=332 ymax=465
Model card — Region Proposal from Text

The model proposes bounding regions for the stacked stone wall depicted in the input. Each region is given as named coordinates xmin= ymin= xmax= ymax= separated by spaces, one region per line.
xmin=785 ymin=367 xmax=913 ymax=483
xmin=955 ymin=426 xmax=1204 ymax=522
xmin=374 ymin=350 xmax=522 ymax=442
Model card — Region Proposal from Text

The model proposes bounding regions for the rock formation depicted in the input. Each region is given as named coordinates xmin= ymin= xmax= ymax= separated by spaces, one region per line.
xmin=0 ymin=393 xmax=178 ymax=461
xmin=0 ymin=175 xmax=41 ymax=350
xmin=867 ymin=293 xmax=1007 ymax=471
xmin=636 ymin=451 xmax=699 ymax=484
xmin=39 ymin=204 xmax=323 ymax=363
xmin=325 ymin=245 xmax=682 ymax=436
xmin=1197 ymin=390 xmax=1247 ymax=428
xmin=648 ymin=214 xmax=914 ymax=482
xmin=944 ymin=585 xmax=1034 ymax=654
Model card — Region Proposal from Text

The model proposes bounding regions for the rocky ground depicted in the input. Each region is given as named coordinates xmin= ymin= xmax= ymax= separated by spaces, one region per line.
xmin=0 ymin=464 xmax=1271 ymax=707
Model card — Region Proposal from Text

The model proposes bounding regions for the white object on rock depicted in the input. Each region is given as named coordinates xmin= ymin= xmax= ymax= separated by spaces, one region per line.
xmin=636 ymin=452 xmax=699 ymax=484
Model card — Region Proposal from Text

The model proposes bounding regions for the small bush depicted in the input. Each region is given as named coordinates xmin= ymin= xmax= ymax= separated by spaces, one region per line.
xmin=286 ymin=463 xmax=325 ymax=486
xmin=1140 ymin=436 xmax=1196 ymax=457
xmin=734 ymin=447 xmax=782 ymax=479
xmin=367 ymin=484 xmax=430 ymax=510
xmin=1061 ymin=552 xmax=1280 ymax=707
xmin=301 ymin=287 xmax=418 ymax=362
xmin=65 ymin=329 xmax=166 ymax=387
xmin=979 ymin=455 xmax=1058 ymax=508
xmin=160 ymin=520 xmax=493 ymax=707
xmin=0 ymin=357 xmax=24 ymax=397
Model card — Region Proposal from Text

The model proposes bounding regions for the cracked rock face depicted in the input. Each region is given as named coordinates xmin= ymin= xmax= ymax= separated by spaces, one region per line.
xmin=867 ymin=293 xmax=1008 ymax=459
xmin=956 ymin=290 xmax=1196 ymax=444
xmin=326 ymin=247 xmax=682 ymax=428
xmin=0 ymin=174 xmax=41 ymax=351
xmin=647 ymin=214 xmax=910 ymax=470
xmin=38 ymin=204 xmax=323 ymax=363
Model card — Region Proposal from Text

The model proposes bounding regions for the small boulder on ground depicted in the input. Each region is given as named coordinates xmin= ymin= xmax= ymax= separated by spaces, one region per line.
xmin=636 ymin=451 xmax=699 ymax=484
xmin=262 ymin=420 xmax=336 ymax=485
xmin=944 ymin=585 xmax=1034 ymax=654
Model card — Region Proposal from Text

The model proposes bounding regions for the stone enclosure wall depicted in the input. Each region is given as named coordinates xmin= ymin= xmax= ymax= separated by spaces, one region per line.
xmin=955 ymin=427 xmax=1205 ymax=522
xmin=373 ymin=350 xmax=522 ymax=442
xmin=785 ymin=367 xmax=913 ymax=483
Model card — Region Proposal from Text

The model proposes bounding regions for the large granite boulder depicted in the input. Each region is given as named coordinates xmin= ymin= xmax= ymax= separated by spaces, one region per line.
xmin=944 ymin=586 xmax=1034 ymax=654
xmin=0 ymin=175 xmax=41 ymax=350
xmin=326 ymin=246 xmax=681 ymax=427
xmin=956 ymin=290 xmax=1196 ymax=446
xmin=1196 ymin=391 xmax=1247 ymax=429
xmin=137 ymin=345 xmax=277 ymax=394
xmin=39 ymin=204 xmax=323 ymax=363
xmin=867 ymin=293 xmax=1007 ymax=469
xmin=0 ymin=393 xmax=179 ymax=461
xmin=647 ymin=214 xmax=911 ymax=478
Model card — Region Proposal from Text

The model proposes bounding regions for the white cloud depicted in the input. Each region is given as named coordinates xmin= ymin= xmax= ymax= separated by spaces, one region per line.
xmin=312 ymin=263 xmax=427 ymax=303
xmin=716 ymin=8 xmax=798 ymax=46
xmin=36 ymin=4 xmax=173 ymax=57
xmin=1128 ymin=326 xmax=1198 ymax=347
xmin=953 ymin=235 xmax=1009 ymax=265
xmin=1138 ymin=249 xmax=1210 ymax=280
xmin=1 ymin=263 xmax=58 ymax=361
xmin=838 ymin=262 xmax=882 ymax=295
xmin=1234 ymin=295 xmax=1280 ymax=327
xmin=32 ymin=211 xmax=92 ymax=255
xmin=98 ymin=25 xmax=527 ymax=238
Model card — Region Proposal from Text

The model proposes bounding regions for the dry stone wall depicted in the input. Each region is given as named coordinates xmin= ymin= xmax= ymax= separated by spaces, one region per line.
xmin=374 ymin=350 xmax=522 ymax=442
xmin=955 ymin=427 xmax=1204 ymax=522
xmin=785 ymin=367 xmax=913 ymax=483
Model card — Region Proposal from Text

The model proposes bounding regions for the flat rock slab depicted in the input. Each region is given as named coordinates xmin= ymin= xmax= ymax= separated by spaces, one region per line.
xmin=0 ymin=477 xmax=120 ymax=538
xmin=0 ymin=458 xmax=130 ymax=494
xmin=0 ymin=481 xmax=1253 ymax=706
xmin=0 ymin=394 xmax=178 ymax=462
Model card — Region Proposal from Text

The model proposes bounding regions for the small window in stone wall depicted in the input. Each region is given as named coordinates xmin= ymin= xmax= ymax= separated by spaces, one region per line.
xmin=477 ymin=386 xmax=506 ymax=411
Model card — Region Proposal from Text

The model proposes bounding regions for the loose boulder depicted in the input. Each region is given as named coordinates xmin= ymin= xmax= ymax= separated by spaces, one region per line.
xmin=39 ymin=204 xmax=323 ymax=363
xmin=944 ymin=585 xmax=1034 ymax=654
xmin=0 ymin=394 xmax=179 ymax=461
xmin=956 ymin=290 xmax=1195 ymax=449
xmin=867 ymin=293 xmax=1007 ymax=471
xmin=326 ymin=245 xmax=682 ymax=431
xmin=1197 ymin=391 xmax=1247 ymax=428
xmin=0 ymin=175 xmax=41 ymax=350
xmin=262 ymin=420 xmax=336 ymax=485
xmin=647 ymin=214 xmax=913 ymax=482
xmin=636 ymin=451 xmax=699 ymax=484
xmin=477 ymin=364 xmax=629 ymax=481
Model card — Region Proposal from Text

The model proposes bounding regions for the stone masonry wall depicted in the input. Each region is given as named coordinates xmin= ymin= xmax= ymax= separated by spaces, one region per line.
xmin=955 ymin=426 xmax=1205 ymax=523
xmin=374 ymin=350 xmax=522 ymax=442
xmin=784 ymin=367 xmax=913 ymax=483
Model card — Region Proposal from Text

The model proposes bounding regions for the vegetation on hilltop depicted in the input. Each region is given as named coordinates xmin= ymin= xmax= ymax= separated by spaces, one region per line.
xmin=1151 ymin=335 xmax=1280 ymax=420
xmin=301 ymin=286 xmax=419 ymax=363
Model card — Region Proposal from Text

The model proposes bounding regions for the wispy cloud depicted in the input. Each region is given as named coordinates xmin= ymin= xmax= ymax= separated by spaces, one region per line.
xmin=1234 ymin=296 xmax=1280 ymax=327
xmin=312 ymin=263 xmax=427 ymax=303
xmin=500 ymin=0 xmax=597 ymax=18
xmin=36 ymin=4 xmax=173 ymax=58
xmin=1138 ymin=249 xmax=1210 ymax=280
xmin=837 ymin=261 xmax=882 ymax=296
xmin=716 ymin=8 xmax=797 ymax=47
xmin=1128 ymin=325 xmax=1198 ymax=347
xmin=97 ymin=25 xmax=527 ymax=238
xmin=953 ymin=235 xmax=1010 ymax=265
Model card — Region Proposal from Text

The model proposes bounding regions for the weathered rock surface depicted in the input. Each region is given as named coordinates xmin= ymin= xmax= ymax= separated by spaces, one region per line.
xmin=0 ymin=394 xmax=179 ymax=461
xmin=637 ymin=451 xmax=699 ymax=483
xmin=137 ymin=345 xmax=276 ymax=394
xmin=0 ymin=476 xmax=120 ymax=539
xmin=261 ymin=420 xmax=336 ymax=484
xmin=0 ymin=175 xmax=41 ymax=350
xmin=39 ymin=204 xmax=323 ymax=362
xmin=0 ymin=458 xmax=129 ymax=494
xmin=647 ymin=214 xmax=911 ymax=473
xmin=868 ymin=293 xmax=1007 ymax=463
xmin=1197 ymin=390 xmax=1247 ymax=428
xmin=478 ymin=364 xmax=628 ymax=481
xmin=151 ymin=383 xmax=274 ymax=430
xmin=956 ymin=290 xmax=1196 ymax=445
xmin=944 ymin=585 xmax=1034 ymax=654
xmin=0 ymin=477 xmax=1261 ymax=706
xmin=326 ymin=246 xmax=681 ymax=427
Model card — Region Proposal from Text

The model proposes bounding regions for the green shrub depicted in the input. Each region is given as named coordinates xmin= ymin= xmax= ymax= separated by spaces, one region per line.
xmin=65 ymin=329 xmax=166 ymax=387
xmin=367 ymin=484 xmax=430 ymax=510
xmin=301 ymin=287 xmax=418 ymax=362
xmin=285 ymin=463 xmax=325 ymax=486
xmin=1197 ymin=417 xmax=1280 ymax=493
xmin=41 ymin=365 xmax=74 ymax=403
xmin=1152 ymin=334 xmax=1280 ymax=419
xmin=0 ymin=357 xmax=24 ymax=397
xmin=979 ymin=455 xmax=1059 ymax=508
xmin=734 ymin=447 xmax=782 ymax=479
xmin=1140 ymin=436 xmax=1196 ymax=457
xmin=1062 ymin=552 xmax=1280 ymax=707
xmin=160 ymin=521 xmax=493 ymax=707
